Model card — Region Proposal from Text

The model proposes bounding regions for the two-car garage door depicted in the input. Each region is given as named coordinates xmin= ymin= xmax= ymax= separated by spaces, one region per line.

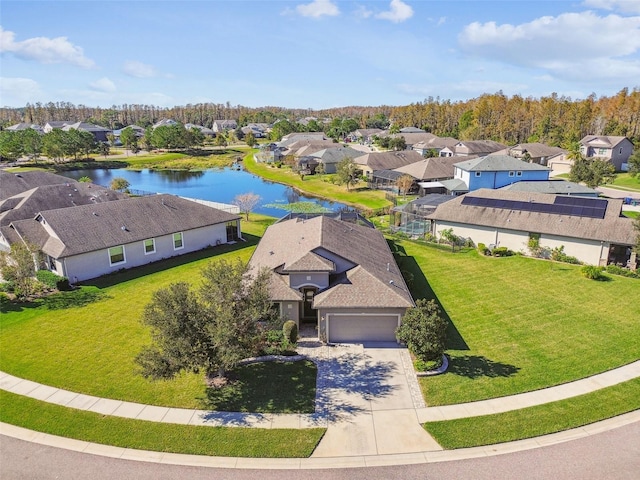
xmin=327 ymin=314 xmax=400 ymax=343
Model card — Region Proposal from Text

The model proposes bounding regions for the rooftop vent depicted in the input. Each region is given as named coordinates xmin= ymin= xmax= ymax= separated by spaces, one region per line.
xmin=121 ymin=226 xmax=128 ymax=231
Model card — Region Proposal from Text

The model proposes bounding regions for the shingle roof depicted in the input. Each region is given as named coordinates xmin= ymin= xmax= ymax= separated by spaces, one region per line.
xmin=309 ymin=146 xmax=363 ymax=164
xmin=499 ymin=180 xmax=597 ymax=196
xmin=284 ymin=251 xmax=335 ymax=272
xmin=454 ymin=155 xmax=550 ymax=172
xmin=248 ymin=216 xmax=414 ymax=309
xmin=0 ymin=182 xmax=126 ymax=227
xmin=580 ymin=135 xmax=629 ymax=148
xmin=428 ymin=189 xmax=635 ymax=245
xmin=0 ymin=170 xmax=75 ymax=201
xmin=393 ymin=156 xmax=464 ymax=180
xmin=507 ymin=143 xmax=566 ymax=158
xmin=454 ymin=140 xmax=506 ymax=154
xmin=10 ymin=194 xmax=239 ymax=258
xmin=354 ymin=150 xmax=424 ymax=171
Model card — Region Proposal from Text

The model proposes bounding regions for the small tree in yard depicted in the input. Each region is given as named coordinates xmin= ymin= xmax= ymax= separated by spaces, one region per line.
xmin=110 ymin=177 xmax=130 ymax=192
xmin=396 ymin=299 xmax=448 ymax=363
xmin=232 ymin=192 xmax=261 ymax=221
xmin=439 ymin=228 xmax=459 ymax=252
xmin=336 ymin=157 xmax=360 ymax=191
xmin=136 ymin=259 xmax=277 ymax=380
xmin=0 ymin=242 xmax=38 ymax=299
xmin=396 ymin=174 xmax=414 ymax=198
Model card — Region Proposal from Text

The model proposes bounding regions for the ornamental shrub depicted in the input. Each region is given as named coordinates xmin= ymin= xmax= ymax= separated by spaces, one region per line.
xmin=606 ymin=264 xmax=639 ymax=279
xmin=36 ymin=270 xmax=71 ymax=291
xmin=491 ymin=246 xmax=513 ymax=257
xmin=581 ymin=265 xmax=605 ymax=280
xmin=396 ymin=299 xmax=448 ymax=362
xmin=282 ymin=320 xmax=298 ymax=345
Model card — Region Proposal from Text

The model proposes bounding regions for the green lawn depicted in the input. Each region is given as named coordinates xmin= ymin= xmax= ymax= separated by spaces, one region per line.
xmin=0 ymin=390 xmax=324 ymax=458
xmin=424 ymin=377 xmax=640 ymax=449
xmin=610 ymin=173 xmax=640 ymax=192
xmin=243 ymin=153 xmax=391 ymax=212
xmin=394 ymin=240 xmax=640 ymax=406
xmin=0 ymin=218 xmax=278 ymax=409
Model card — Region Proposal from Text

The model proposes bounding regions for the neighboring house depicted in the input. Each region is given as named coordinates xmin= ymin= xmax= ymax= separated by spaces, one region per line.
xmin=307 ymin=146 xmax=364 ymax=174
xmin=354 ymin=150 xmax=424 ymax=177
xmin=349 ymin=128 xmax=383 ymax=143
xmin=386 ymin=156 xmax=468 ymax=195
xmin=152 ymin=118 xmax=178 ymax=129
xmin=42 ymin=121 xmax=111 ymax=142
xmin=0 ymin=177 xmax=126 ymax=230
xmin=446 ymin=155 xmax=550 ymax=194
xmin=0 ymin=170 xmax=77 ymax=201
xmin=499 ymin=180 xmax=599 ymax=197
xmin=212 ymin=120 xmax=238 ymax=133
xmin=388 ymin=132 xmax=437 ymax=149
xmin=2 ymin=194 xmax=241 ymax=282
xmin=440 ymin=140 xmax=507 ymax=157
xmin=399 ymin=127 xmax=425 ymax=133
xmin=4 ymin=123 xmax=44 ymax=134
xmin=241 ymin=123 xmax=268 ymax=138
xmin=112 ymin=125 xmax=146 ymax=145
xmin=185 ymin=123 xmax=215 ymax=136
xmin=412 ymin=136 xmax=459 ymax=156
xmin=579 ymin=135 xmax=634 ymax=171
xmin=502 ymin=143 xmax=567 ymax=166
xmin=247 ymin=215 xmax=414 ymax=343
xmin=279 ymin=132 xmax=328 ymax=147
xmin=428 ymin=188 xmax=637 ymax=267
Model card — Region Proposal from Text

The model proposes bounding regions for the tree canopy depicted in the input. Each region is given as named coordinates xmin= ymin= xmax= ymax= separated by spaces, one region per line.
xmin=232 ymin=192 xmax=261 ymax=220
xmin=135 ymin=258 xmax=277 ymax=379
xmin=396 ymin=298 xmax=448 ymax=362
xmin=569 ymin=156 xmax=616 ymax=188
xmin=335 ymin=157 xmax=360 ymax=191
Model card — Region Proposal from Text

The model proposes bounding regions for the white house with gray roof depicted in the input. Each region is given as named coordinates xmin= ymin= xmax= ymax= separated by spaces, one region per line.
xmin=428 ymin=189 xmax=637 ymax=267
xmin=579 ymin=135 xmax=634 ymax=171
xmin=4 ymin=194 xmax=240 ymax=283
xmin=248 ymin=215 xmax=414 ymax=343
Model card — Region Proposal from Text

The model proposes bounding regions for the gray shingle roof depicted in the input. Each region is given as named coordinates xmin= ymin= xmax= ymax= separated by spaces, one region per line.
xmin=428 ymin=189 xmax=635 ymax=245
xmin=248 ymin=216 xmax=414 ymax=309
xmin=580 ymin=135 xmax=629 ymax=148
xmin=499 ymin=180 xmax=597 ymax=196
xmin=0 ymin=170 xmax=75 ymax=201
xmin=454 ymin=155 xmax=551 ymax=172
xmin=354 ymin=150 xmax=424 ymax=171
xmin=284 ymin=251 xmax=335 ymax=272
xmin=11 ymin=194 xmax=239 ymax=258
xmin=393 ymin=156 xmax=464 ymax=180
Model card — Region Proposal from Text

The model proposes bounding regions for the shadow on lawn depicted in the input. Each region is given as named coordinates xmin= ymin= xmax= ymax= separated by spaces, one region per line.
xmin=447 ymin=355 xmax=520 ymax=379
xmin=83 ymin=234 xmax=260 ymax=289
xmin=392 ymin=244 xmax=468 ymax=351
xmin=1 ymin=287 xmax=109 ymax=314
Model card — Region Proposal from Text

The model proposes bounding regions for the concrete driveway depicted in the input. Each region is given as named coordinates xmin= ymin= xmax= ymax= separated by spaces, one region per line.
xmin=299 ymin=342 xmax=442 ymax=458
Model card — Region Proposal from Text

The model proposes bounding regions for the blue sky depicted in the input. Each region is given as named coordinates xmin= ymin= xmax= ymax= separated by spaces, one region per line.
xmin=1 ymin=0 xmax=640 ymax=110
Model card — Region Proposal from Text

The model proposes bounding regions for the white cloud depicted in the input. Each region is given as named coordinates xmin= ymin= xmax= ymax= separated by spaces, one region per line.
xmin=89 ymin=77 xmax=116 ymax=93
xmin=295 ymin=0 xmax=339 ymax=18
xmin=354 ymin=5 xmax=373 ymax=19
xmin=0 ymin=27 xmax=95 ymax=68
xmin=582 ymin=0 xmax=640 ymax=14
xmin=0 ymin=77 xmax=43 ymax=106
xmin=122 ymin=60 xmax=157 ymax=78
xmin=437 ymin=16 xmax=447 ymax=26
xmin=375 ymin=0 xmax=414 ymax=23
xmin=458 ymin=11 xmax=640 ymax=82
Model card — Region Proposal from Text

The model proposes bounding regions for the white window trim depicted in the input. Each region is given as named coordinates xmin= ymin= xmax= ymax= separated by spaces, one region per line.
xmin=516 ymin=171 xmax=523 ymax=177
xmin=508 ymin=171 xmax=515 ymax=177
xmin=173 ymin=232 xmax=184 ymax=251
xmin=475 ymin=171 xmax=481 ymax=177
xmin=109 ymin=245 xmax=126 ymax=266
xmin=144 ymin=238 xmax=156 ymax=255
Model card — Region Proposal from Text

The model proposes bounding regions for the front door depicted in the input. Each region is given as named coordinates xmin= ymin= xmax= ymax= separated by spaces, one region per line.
xmin=302 ymin=288 xmax=316 ymax=321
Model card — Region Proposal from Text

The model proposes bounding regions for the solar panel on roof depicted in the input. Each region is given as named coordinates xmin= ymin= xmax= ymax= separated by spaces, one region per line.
xmin=461 ymin=195 xmax=607 ymax=219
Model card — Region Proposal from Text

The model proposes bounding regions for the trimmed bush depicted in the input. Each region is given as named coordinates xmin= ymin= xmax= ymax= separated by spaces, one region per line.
xmin=581 ymin=265 xmax=605 ymax=280
xmin=491 ymin=247 xmax=513 ymax=257
xmin=606 ymin=264 xmax=639 ymax=279
xmin=36 ymin=270 xmax=71 ymax=291
xmin=551 ymin=246 xmax=581 ymax=264
xmin=0 ymin=292 xmax=9 ymax=308
xmin=477 ymin=243 xmax=490 ymax=256
xmin=282 ymin=320 xmax=298 ymax=345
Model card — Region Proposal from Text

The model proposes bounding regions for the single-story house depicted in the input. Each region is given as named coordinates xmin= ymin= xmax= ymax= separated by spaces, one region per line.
xmin=212 ymin=120 xmax=238 ymax=133
xmin=307 ymin=146 xmax=365 ymax=174
xmin=2 ymin=194 xmax=241 ymax=282
xmin=428 ymin=189 xmax=637 ymax=267
xmin=4 ymin=123 xmax=44 ymax=134
xmin=499 ymin=180 xmax=599 ymax=197
xmin=247 ymin=215 xmax=414 ymax=343
xmin=354 ymin=150 xmax=424 ymax=177
xmin=579 ymin=135 xmax=634 ymax=171
xmin=412 ymin=136 xmax=459 ymax=156
xmin=440 ymin=140 xmax=507 ymax=157
xmin=500 ymin=143 xmax=567 ymax=166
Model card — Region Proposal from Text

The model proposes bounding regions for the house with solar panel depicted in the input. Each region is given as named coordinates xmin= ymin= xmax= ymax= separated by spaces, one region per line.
xmin=428 ymin=189 xmax=637 ymax=267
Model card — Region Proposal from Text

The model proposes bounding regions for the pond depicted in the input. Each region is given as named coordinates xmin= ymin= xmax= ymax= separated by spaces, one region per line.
xmin=61 ymin=167 xmax=347 ymax=218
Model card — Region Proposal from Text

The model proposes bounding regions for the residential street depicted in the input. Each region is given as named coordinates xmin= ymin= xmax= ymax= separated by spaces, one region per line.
xmin=2 ymin=420 xmax=639 ymax=480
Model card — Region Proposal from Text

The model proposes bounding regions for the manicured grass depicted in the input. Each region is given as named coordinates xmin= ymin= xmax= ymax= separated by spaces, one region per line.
xmin=243 ymin=153 xmax=391 ymax=212
xmin=393 ymin=240 xmax=640 ymax=406
xmin=204 ymin=360 xmax=317 ymax=413
xmin=424 ymin=378 xmax=640 ymax=449
xmin=623 ymin=210 xmax=639 ymax=218
xmin=124 ymin=148 xmax=250 ymax=170
xmin=0 ymin=390 xmax=325 ymax=458
xmin=0 ymin=218 xmax=279 ymax=409
xmin=610 ymin=173 xmax=640 ymax=192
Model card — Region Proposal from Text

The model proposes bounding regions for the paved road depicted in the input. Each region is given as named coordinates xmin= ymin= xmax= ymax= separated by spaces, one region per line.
xmin=2 ymin=421 xmax=639 ymax=480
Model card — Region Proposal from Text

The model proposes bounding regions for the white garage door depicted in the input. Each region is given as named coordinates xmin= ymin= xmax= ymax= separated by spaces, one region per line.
xmin=328 ymin=314 xmax=399 ymax=343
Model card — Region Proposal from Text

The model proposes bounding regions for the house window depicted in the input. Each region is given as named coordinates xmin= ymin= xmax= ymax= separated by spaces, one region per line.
xmin=475 ymin=172 xmax=481 ymax=177
xmin=173 ymin=232 xmax=184 ymax=250
xmin=109 ymin=245 xmax=126 ymax=266
xmin=226 ymin=221 xmax=238 ymax=242
xmin=144 ymin=238 xmax=155 ymax=255
xmin=619 ymin=147 xmax=623 ymax=154
xmin=598 ymin=148 xmax=606 ymax=155
xmin=508 ymin=171 xmax=515 ymax=177
xmin=516 ymin=171 xmax=523 ymax=177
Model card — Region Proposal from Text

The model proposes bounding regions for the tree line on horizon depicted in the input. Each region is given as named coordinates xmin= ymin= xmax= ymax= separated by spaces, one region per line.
xmin=1 ymin=88 xmax=638 ymax=147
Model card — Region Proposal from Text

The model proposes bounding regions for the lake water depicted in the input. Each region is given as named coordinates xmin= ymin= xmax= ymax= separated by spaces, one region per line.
xmin=61 ymin=167 xmax=347 ymax=218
